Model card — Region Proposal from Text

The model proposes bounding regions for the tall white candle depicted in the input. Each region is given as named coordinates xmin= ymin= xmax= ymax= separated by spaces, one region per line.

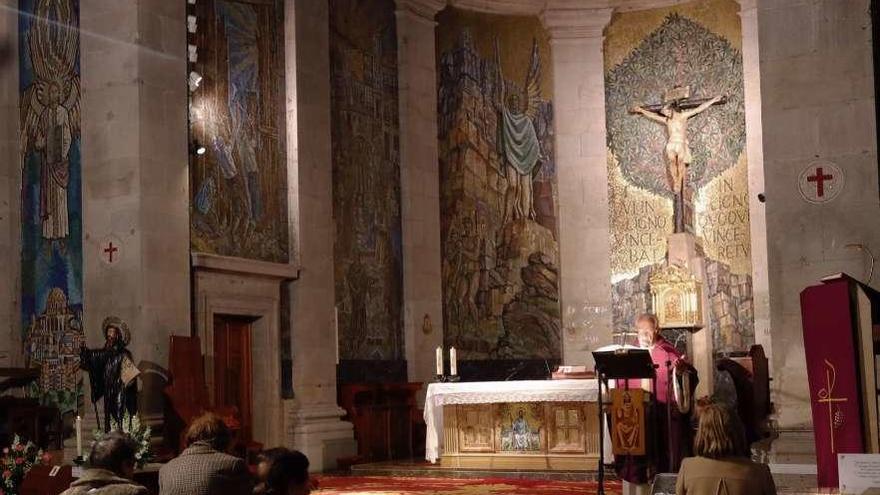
xmin=436 ymin=346 xmax=443 ymax=376
xmin=450 ymin=347 xmax=457 ymax=376
xmin=75 ymin=415 xmax=83 ymax=458
xmin=334 ymin=307 xmax=340 ymax=365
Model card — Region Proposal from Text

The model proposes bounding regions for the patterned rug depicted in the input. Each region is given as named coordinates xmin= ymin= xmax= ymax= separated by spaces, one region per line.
xmin=314 ymin=476 xmax=621 ymax=495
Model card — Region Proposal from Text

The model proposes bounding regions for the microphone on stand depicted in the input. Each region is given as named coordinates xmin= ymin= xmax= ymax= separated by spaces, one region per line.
xmin=504 ymin=361 xmax=526 ymax=381
xmin=544 ymin=359 xmax=552 ymax=379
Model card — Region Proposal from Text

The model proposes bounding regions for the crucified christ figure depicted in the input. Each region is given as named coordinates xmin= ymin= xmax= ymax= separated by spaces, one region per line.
xmin=630 ymin=93 xmax=726 ymax=232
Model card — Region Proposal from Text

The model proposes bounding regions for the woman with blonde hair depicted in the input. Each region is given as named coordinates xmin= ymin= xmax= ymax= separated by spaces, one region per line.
xmin=676 ymin=401 xmax=776 ymax=495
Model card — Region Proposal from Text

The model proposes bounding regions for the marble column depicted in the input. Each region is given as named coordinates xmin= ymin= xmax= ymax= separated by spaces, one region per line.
xmin=0 ymin=0 xmax=21 ymax=368
xmin=80 ymin=0 xmax=190 ymax=418
xmin=284 ymin=0 xmax=356 ymax=471
xmin=541 ymin=7 xmax=614 ymax=368
xmin=395 ymin=0 xmax=445 ymax=398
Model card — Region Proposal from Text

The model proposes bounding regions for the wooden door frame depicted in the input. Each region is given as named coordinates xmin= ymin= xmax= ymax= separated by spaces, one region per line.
xmin=194 ymin=276 xmax=284 ymax=447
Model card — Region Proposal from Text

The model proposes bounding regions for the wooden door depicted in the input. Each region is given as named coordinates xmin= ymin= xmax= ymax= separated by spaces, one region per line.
xmin=213 ymin=315 xmax=253 ymax=442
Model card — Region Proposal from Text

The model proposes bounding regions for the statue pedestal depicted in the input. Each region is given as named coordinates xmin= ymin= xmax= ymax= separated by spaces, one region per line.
xmin=665 ymin=233 xmax=713 ymax=397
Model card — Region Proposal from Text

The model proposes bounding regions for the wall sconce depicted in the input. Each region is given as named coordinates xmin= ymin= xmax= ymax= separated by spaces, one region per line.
xmin=188 ymin=44 xmax=198 ymax=63
xmin=187 ymin=15 xmax=197 ymax=33
xmin=191 ymin=141 xmax=206 ymax=156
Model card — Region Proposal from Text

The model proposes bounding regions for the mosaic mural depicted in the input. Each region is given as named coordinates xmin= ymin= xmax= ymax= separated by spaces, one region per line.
xmin=438 ymin=9 xmax=560 ymax=361
xmin=330 ymin=0 xmax=404 ymax=362
xmin=189 ymin=0 xmax=289 ymax=262
xmin=19 ymin=0 xmax=85 ymax=414
xmin=604 ymin=0 xmax=754 ymax=355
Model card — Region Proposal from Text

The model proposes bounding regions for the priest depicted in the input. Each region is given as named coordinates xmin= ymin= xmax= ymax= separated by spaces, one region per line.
xmin=634 ymin=313 xmax=698 ymax=473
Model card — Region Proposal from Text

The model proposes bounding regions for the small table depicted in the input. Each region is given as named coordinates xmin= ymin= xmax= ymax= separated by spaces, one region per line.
xmin=424 ymin=380 xmax=604 ymax=470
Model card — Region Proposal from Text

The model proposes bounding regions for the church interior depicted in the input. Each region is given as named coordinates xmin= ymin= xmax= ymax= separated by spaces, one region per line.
xmin=2 ymin=0 xmax=880 ymax=494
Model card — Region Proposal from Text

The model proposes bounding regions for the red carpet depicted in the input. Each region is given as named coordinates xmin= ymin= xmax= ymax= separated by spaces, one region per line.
xmin=314 ymin=475 xmax=621 ymax=495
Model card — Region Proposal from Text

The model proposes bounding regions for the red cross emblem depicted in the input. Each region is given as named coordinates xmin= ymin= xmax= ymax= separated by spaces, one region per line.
xmin=100 ymin=236 xmax=122 ymax=266
xmin=799 ymin=162 xmax=844 ymax=204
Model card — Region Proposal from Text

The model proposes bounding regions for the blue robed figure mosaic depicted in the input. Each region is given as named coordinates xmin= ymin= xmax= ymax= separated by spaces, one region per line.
xmin=19 ymin=0 xmax=85 ymax=414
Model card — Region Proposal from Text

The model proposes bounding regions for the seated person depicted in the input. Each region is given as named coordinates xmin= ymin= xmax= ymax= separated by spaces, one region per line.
xmin=262 ymin=449 xmax=311 ymax=495
xmin=60 ymin=431 xmax=147 ymax=495
xmin=253 ymin=447 xmax=289 ymax=494
xmin=159 ymin=412 xmax=253 ymax=495
xmin=676 ymin=402 xmax=776 ymax=495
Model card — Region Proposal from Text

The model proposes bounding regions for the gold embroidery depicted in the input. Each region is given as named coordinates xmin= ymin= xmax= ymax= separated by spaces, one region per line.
xmin=816 ymin=359 xmax=847 ymax=453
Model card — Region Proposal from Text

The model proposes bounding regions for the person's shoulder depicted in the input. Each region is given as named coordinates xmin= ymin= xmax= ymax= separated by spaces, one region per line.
xmin=116 ymin=484 xmax=150 ymax=495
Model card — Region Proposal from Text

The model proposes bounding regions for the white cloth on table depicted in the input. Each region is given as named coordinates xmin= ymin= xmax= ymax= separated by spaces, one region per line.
xmin=423 ymin=379 xmax=601 ymax=463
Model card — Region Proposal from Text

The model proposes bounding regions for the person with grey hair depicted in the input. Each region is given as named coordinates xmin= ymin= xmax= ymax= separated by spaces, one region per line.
xmin=60 ymin=431 xmax=148 ymax=495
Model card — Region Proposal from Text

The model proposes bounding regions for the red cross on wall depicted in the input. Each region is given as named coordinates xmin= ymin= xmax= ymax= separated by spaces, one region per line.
xmin=807 ymin=167 xmax=834 ymax=197
xmin=103 ymin=241 xmax=118 ymax=263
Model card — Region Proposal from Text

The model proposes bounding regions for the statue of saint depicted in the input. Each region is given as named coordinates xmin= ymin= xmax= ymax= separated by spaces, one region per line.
xmin=80 ymin=316 xmax=139 ymax=432
xmin=630 ymin=89 xmax=725 ymax=232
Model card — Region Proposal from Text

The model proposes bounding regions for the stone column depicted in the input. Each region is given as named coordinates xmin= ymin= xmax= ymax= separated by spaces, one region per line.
xmin=0 ymin=0 xmax=22 ymax=368
xmin=541 ymin=7 xmax=614 ymax=368
xmin=395 ymin=0 xmax=445 ymax=397
xmin=284 ymin=0 xmax=355 ymax=471
xmin=80 ymin=0 xmax=190 ymax=419
xmin=738 ymin=0 xmax=772 ymax=359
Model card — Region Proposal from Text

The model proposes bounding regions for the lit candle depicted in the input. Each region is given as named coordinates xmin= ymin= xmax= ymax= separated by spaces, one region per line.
xmin=450 ymin=347 xmax=457 ymax=376
xmin=75 ymin=415 xmax=82 ymax=459
xmin=436 ymin=346 xmax=443 ymax=376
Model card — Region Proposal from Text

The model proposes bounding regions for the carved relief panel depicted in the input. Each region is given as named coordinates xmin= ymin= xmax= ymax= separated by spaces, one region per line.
xmin=457 ymin=405 xmax=494 ymax=452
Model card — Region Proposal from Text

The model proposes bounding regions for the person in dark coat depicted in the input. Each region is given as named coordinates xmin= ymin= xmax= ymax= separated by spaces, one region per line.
xmin=60 ymin=431 xmax=147 ymax=495
xmin=259 ymin=449 xmax=311 ymax=495
xmin=159 ymin=412 xmax=252 ymax=495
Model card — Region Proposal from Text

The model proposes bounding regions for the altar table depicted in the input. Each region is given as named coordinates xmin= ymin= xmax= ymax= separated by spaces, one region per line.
xmin=424 ymin=380 xmax=603 ymax=470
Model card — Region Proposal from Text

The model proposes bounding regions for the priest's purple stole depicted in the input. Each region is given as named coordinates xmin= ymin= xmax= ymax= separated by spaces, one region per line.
xmin=801 ymin=279 xmax=866 ymax=488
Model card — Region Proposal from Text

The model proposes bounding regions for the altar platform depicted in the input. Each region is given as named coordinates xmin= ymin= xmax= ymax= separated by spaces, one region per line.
xmin=349 ymin=458 xmax=606 ymax=481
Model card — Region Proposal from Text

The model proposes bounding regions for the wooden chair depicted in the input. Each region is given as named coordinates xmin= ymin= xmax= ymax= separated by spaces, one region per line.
xmin=716 ymin=344 xmax=772 ymax=444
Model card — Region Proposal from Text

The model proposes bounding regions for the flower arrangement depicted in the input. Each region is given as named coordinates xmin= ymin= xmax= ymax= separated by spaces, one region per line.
xmin=92 ymin=412 xmax=152 ymax=469
xmin=1 ymin=435 xmax=50 ymax=495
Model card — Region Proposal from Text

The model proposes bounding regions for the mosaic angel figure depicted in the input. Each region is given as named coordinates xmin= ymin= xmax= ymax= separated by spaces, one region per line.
xmin=20 ymin=0 xmax=81 ymax=241
xmin=494 ymin=38 xmax=544 ymax=223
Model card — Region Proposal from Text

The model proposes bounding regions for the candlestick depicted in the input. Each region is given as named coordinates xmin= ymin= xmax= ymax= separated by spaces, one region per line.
xmin=75 ymin=415 xmax=83 ymax=459
xmin=436 ymin=346 xmax=443 ymax=376
xmin=450 ymin=347 xmax=457 ymax=376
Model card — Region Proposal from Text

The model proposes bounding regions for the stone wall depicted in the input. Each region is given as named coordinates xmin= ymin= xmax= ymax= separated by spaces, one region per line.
xmin=756 ymin=0 xmax=880 ymax=429
xmin=0 ymin=0 xmax=21 ymax=369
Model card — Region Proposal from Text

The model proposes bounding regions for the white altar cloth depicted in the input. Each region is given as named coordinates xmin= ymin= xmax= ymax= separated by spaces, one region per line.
xmin=423 ymin=379 xmax=600 ymax=463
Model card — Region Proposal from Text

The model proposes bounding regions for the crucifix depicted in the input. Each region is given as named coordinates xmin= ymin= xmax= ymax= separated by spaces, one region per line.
xmin=630 ymin=86 xmax=727 ymax=233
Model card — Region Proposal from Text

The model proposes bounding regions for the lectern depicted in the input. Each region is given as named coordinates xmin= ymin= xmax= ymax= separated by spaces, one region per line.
xmin=800 ymin=273 xmax=880 ymax=488
xmin=592 ymin=346 xmax=656 ymax=495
